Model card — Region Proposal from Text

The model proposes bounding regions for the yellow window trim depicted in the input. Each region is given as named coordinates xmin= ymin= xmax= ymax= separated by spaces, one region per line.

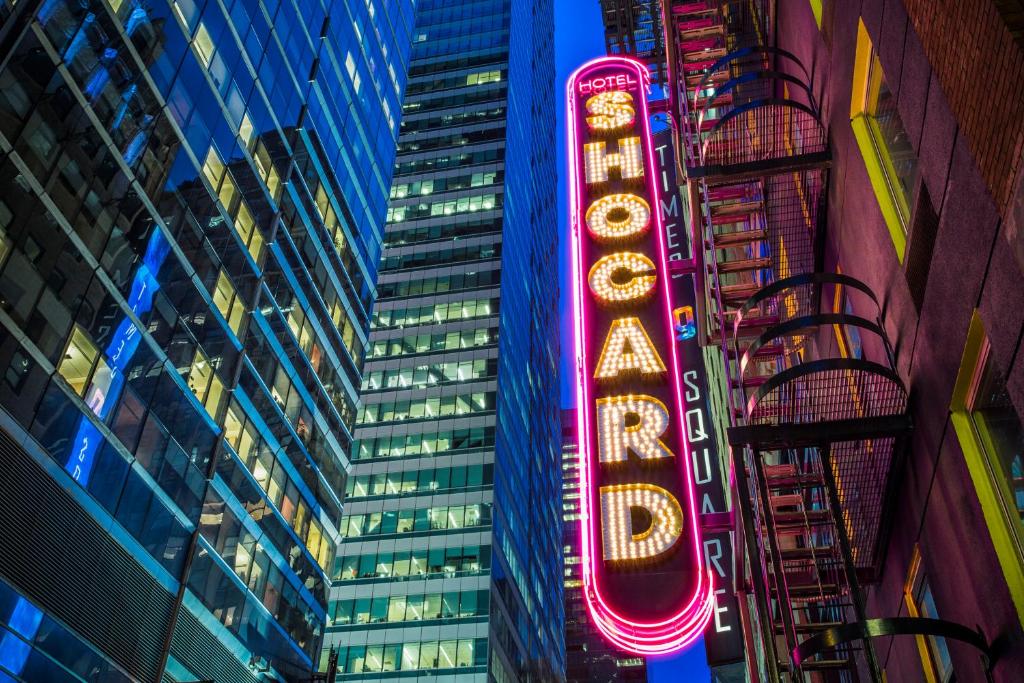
xmin=850 ymin=19 xmax=910 ymax=262
xmin=950 ymin=311 xmax=1024 ymax=626
xmin=902 ymin=545 xmax=940 ymax=683
xmin=832 ymin=266 xmax=849 ymax=359
xmin=850 ymin=20 xmax=873 ymax=118
xmin=809 ymin=0 xmax=823 ymax=29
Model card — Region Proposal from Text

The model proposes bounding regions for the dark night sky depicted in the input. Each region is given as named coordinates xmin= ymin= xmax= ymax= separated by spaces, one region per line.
xmin=553 ymin=1 xmax=713 ymax=680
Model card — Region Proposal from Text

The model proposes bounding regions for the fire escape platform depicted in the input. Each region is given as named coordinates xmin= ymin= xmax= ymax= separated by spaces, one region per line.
xmin=727 ymin=414 xmax=912 ymax=450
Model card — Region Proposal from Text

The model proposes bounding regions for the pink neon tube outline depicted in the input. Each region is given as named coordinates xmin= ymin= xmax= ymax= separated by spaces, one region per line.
xmin=568 ymin=55 xmax=714 ymax=654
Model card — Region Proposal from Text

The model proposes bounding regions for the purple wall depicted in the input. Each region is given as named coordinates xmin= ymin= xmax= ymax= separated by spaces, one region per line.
xmin=777 ymin=1 xmax=1024 ymax=680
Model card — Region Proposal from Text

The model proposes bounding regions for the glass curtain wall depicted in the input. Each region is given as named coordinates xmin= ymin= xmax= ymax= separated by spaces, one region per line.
xmin=322 ymin=0 xmax=563 ymax=680
xmin=0 ymin=0 xmax=413 ymax=680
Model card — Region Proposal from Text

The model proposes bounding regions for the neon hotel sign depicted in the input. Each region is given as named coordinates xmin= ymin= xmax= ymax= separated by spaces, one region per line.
xmin=568 ymin=56 xmax=714 ymax=654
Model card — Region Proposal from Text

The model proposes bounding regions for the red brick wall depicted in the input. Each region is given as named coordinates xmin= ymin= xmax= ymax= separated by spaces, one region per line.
xmin=902 ymin=0 xmax=1024 ymax=214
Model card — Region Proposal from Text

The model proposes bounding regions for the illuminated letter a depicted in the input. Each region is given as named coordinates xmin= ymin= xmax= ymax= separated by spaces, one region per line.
xmin=594 ymin=317 xmax=666 ymax=380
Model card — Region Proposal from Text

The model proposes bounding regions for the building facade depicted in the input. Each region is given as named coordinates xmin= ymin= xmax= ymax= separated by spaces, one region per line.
xmin=774 ymin=1 xmax=1024 ymax=680
xmin=321 ymin=0 xmax=563 ymax=680
xmin=641 ymin=0 xmax=1024 ymax=680
xmin=0 ymin=0 xmax=412 ymax=680
xmin=561 ymin=410 xmax=647 ymax=683
xmin=598 ymin=0 xmax=665 ymax=83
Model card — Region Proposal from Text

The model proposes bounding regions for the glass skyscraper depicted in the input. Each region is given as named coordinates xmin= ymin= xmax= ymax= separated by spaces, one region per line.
xmin=321 ymin=0 xmax=563 ymax=680
xmin=560 ymin=411 xmax=647 ymax=683
xmin=0 ymin=0 xmax=412 ymax=680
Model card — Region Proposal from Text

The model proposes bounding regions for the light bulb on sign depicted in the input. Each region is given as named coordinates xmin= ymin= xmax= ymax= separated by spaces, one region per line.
xmin=585 ymin=193 xmax=651 ymax=243
xmin=584 ymin=138 xmax=644 ymax=184
xmin=585 ymin=90 xmax=635 ymax=130
xmin=588 ymin=252 xmax=657 ymax=304
xmin=600 ymin=483 xmax=684 ymax=562
xmin=594 ymin=317 xmax=667 ymax=380
xmin=596 ymin=394 xmax=675 ymax=464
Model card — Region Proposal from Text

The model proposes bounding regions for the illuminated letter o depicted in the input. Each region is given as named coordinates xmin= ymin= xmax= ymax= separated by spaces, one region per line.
xmin=585 ymin=193 xmax=651 ymax=243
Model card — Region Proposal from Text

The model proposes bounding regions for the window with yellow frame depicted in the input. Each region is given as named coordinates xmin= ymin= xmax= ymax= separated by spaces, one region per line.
xmin=903 ymin=545 xmax=955 ymax=683
xmin=851 ymin=19 xmax=920 ymax=261
xmin=951 ymin=311 xmax=1024 ymax=626
xmin=831 ymin=271 xmax=864 ymax=361
xmin=809 ymin=0 xmax=823 ymax=28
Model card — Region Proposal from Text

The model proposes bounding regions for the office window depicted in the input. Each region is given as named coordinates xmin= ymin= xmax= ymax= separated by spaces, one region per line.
xmin=211 ymin=270 xmax=246 ymax=335
xmin=239 ymin=113 xmax=255 ymax=150
xmin=187 ymin=349 xmax=226 ymax=418
xmin=851 ymin=19 xmax=919 ymax=260
xmin=204 ymin=147 xmax=265 ymax=264
xmin=253 ymin=142 xmax=282 ymax=203
xmin=58 ymin=325 xmax=99 ymax=397
xmin=57 ymin=325 xmax=113 ymax=410
xmin=193 ymin=23 xmax=215 ymax=68
xmin=0 ymin=201 xmax=11 ymax=266
xmin=232 ymin=202 xmax=264 ymax=264
xmin=904 ymin=546 xmax=954 ymax=682
xmin=951 ymin=312 xmax=1024 ymax=624
xmin=202 ymin=148 xmax=225 ymax=188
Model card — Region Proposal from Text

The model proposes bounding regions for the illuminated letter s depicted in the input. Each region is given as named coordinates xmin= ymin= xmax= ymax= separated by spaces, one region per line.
xmin=585 ymin=90 xmax=635 ymax=130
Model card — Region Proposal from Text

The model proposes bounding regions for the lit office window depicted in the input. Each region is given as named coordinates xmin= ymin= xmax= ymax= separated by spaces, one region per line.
xmin=187 ymin=349 xmax=226 ymax=418
xmin=193 ymin=23 xmax=215 ymax=68
xmin=201 ymin=148 xmax=224 ymax=188
xmin=239 ymin=113 xmax=255 ymax=150
xmin=203 ymin=147 xmax=264 ymax=264
xmin=253 ymin=142 xmax=282 ymax=202
xmin=58 ymin=325 xmax=100 ymax=397
xmin=232 ymin=202 xmax=264 ymax=264
xmin=466 ymin=70 xmax=501 ymax=85
xmin=336 ymin=638 xmax=485 ymax=674
xmin=211 ymin=270 xmax=246 ymax=335
xmin=851 ymin=19 xmax=919 ymax=258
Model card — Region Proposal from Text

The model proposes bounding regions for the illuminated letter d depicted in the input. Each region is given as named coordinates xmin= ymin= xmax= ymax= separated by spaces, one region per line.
xmin=600 ymin=484 xmax=684 ymax=563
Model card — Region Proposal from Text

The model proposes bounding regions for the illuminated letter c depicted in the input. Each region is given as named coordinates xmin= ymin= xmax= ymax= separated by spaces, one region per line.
xmin=588 ymin=252 xmax=656 ymax=304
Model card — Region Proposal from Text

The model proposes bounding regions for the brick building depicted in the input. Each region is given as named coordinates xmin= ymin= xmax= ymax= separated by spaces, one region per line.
xmin=775 ymin=1 xmax=1024 ymax=680
xmin=647 ymin=0 xmax=1024 ymax=680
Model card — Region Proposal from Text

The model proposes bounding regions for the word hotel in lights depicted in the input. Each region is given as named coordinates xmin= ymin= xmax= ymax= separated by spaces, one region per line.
xmin=568 ymin=56 xmax=714 ymax=655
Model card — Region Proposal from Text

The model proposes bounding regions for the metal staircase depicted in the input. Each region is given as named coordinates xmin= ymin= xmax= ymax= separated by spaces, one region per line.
xmin=727 ymin=273 xmax=913 ymax=680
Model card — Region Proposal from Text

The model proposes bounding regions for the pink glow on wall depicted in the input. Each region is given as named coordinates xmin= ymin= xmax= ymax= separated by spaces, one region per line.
xmin=567 ymin=55 xmax=714 ymax=655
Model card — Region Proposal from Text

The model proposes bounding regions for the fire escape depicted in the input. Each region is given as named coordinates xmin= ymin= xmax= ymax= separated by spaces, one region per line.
xmin=617 ymin=0 xmax=998 ymax=680
xmin=599 ymin=0 xmax=668 ymax=84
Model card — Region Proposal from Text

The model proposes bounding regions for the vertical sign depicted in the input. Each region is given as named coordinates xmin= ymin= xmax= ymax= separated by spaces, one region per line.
xmin=652 ymin=130 xmax=746 ymax=666
xmin=568 ymin=56 xmax=714 ymax=655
